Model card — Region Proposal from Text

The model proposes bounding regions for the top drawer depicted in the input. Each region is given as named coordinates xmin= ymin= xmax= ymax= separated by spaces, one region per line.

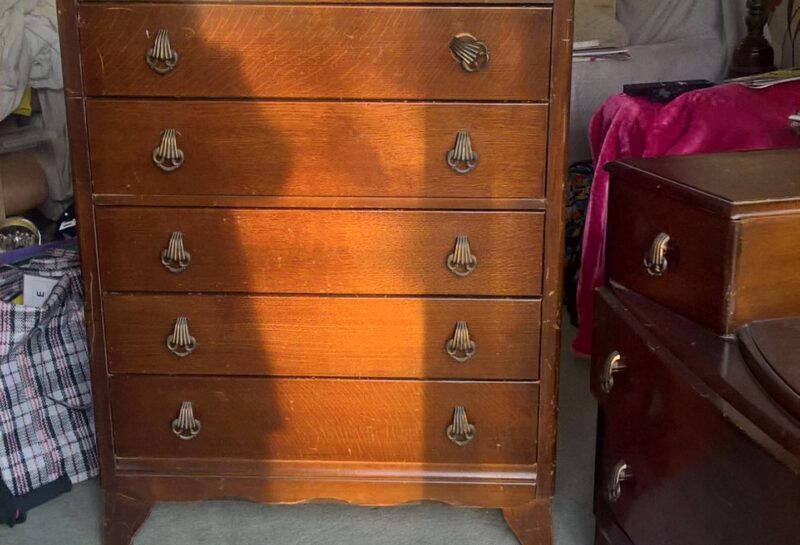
xmin=78 ymin=5 xmax=552 ymax=100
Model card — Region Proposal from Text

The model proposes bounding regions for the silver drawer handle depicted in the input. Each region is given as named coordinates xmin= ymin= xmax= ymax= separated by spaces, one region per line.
xmin=146 ymin=29 xmax=179 ymax=74
xmin=446 ymin=131 xmax=479 ymax=174
xmin=449 ymin=34 xmax=489 ymax=73
xmin=607 ymin=460 xmax=633 ymax=502
xmin=171 ymin=401 xmax=201 ymax=440
xmin=166 ymin=317 xmax=197 ymax=357
xmin=446 ymin=235 xmax=477 ymax=277
xmin=152 ymin=129 xmax=184 ymax=172
xmin=446 ymin=321 xmax=477 ymax=363
xmin=643 ymin=232 xmax=670 ymax=277
xmin=600 ymin=350 xmax=626 ymax=394
xmin=446 ymin=406 xmax=476 ymax=446
xmin=161 ymin=231 xmax=191 ymax=273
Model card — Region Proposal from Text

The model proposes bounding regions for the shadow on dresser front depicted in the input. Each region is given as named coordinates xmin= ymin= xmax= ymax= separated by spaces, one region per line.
xmin=65 ymin=2 xmax=558 ymax=544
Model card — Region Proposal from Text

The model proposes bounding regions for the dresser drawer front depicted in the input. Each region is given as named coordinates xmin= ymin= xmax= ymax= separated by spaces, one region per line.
xmin=88 ymin=101 xmax=548 ymax=200
xmin=95 ymin=208 xmax=544 ymax=296
xmin=593 ymin=290 xmax=800 ymax=545
xmin=111 ymin=377 xmax=539 ymax=465
xmin=105 ymin=295 xmax=541 ymax=380
xmin=79 ymin=5 xmax=551 ymax=100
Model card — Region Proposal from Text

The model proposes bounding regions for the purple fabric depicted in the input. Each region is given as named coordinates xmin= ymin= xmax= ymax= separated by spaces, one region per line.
xmin=574 ymin=82 xmax=800 ymax=356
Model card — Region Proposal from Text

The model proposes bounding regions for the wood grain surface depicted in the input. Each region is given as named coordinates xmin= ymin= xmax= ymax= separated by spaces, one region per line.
xmin=95 ymin=208 xmax=545 ymax=296
xmin=87 ymin=100 xmax=548 ymax=199
xmin=735 ymin=215 xmax=800 ymax=328
xmin=104 ymin=294 xmax=542 ymax=380
xmin=79 ymin=4 xmax=552 ymax=99
xmin=111 ymin=376 xmax=540 ymax=465
xmin=607 ymin=169 xmax=800 ymax=334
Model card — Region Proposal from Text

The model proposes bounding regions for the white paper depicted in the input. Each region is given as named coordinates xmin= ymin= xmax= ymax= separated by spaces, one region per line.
xmin=23 ymin=274 xmax=59 ymax=308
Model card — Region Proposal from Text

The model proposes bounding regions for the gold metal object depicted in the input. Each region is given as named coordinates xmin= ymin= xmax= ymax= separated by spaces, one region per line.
xmin=607 ymin=461 xmax=632 ymax=502
xmin=161 ymin=232 xmax=191 ymax=273
xmin=152 ymin=129 xmax=184 ymax=172
xmin=446 ymin=321 xmax=477 ymax=363
xmin=643 ymin=232 xmax=670 ymax=276
xmin=0 ymin=217 xmax=41 ymax=252
xmin=166 ymin=317 xmax=197 ymax=357
xmin=146 ymin=29 xmax=179 ymax=74
xmin=446 ymin=406 xmax=476 ymax=446
xmin=600 ymin=350 xmax=626 ymax=394
xmin=171 ymin=401 xmax=201 ymax=440
xmin=449 ymin=34 xmax=489 ymax=72
xmin=446 ymin=235 xmax=477 ymax=277
xmin=446 ymin=131 xmax=479 ymax=174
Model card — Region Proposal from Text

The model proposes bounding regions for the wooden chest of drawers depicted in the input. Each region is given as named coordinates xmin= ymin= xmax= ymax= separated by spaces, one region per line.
xmin=592 ymin=287 xmax=800 ymax=545
xmin=56 ymin=0 xmax=573 ymax=543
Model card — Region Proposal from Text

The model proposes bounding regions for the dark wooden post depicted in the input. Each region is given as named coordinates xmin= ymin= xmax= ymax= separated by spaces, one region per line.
xmin=728 ymin=0 xmax=777 ymax=78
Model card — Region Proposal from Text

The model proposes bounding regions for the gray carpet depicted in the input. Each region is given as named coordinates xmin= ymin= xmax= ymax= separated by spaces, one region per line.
xmin=0 ymin=322 xmax=596 ymax=545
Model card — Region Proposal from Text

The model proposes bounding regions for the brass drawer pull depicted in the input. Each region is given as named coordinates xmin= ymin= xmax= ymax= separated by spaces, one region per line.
xmin=446 ymin=321 xmax=477 ymax=363
xmin=161 ymin=231 xmax=191 ymax=273
xmin=152 ymin=129 xmax=184 ymax=172
xmin=146 ymin=29 xmax=179 ymax=74
xmin=607 ymin=461 xmax=633 ymax=503
xmin=600 ymin=350 xmax=625 ymax=394
xmin=644 ymin=232 xmax=670 ymax=277
xmin=446 ymin=131 xmax=479 ymax=174
xmin=449 ymin=34 xmax=489 ymax=73
xmin=167 ymin=317 xmax=197 ymax=357
xmin=446 ymin=406 xmax=476 ymax=446
xmin=446 ymin=235 xmax=477 ymax=277
xmin=171 ymin=401 xmax=201 ymax=440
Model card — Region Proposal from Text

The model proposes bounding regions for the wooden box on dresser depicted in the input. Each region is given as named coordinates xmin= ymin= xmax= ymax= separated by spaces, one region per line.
xmin=56 ymin=0 xmax=574 ymax=543
xmin=591 ymin=151 xmax=800 ymax=545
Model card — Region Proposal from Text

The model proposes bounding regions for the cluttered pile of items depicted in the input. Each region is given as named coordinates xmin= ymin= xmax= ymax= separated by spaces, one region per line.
xmin=0 ymin=0 xmax=97 ymax=528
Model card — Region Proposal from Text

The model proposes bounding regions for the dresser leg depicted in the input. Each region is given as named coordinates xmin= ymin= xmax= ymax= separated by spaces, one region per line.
xmin=503 ymin=499 xmax=553 ymax=545
xmin=104 ymin=492 xmax=152 ymax=545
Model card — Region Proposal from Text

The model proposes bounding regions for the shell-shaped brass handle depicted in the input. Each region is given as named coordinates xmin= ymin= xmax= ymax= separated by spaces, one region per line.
xmin=167 ymin=317 xmax=197 ymax=357
xmin=446 ymin=131 xmax=479 ymax=174
xmin=171 ymin=401 xmax=201 ymax=440
xmin=607 ymin=461 xmax=633 ymax=503
xmin=152 ymin=129 xmax=184 ymax=172
xmin=146 ymin=29 xmax=179 ymax=74
xmin=449 ymin=34 xmax=489 ymax=73
xmin=644 ymin=232 xmax=670 ymax=277
xmin=447 ymin=235 xmax=477 ymax=277
xmin=446 ymin=406 xmax=476 ymax=446
xmin=446 ymin=321 xmax=477 ymax=363
xmin=161 ymin=231 xmax=191 ymax=273
xmin=600 ymin=350 xmax=626 ymax=394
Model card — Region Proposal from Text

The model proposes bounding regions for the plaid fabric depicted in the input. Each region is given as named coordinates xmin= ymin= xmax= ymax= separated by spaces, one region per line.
xmin=0 ymin=249 xmax=97 ymax=497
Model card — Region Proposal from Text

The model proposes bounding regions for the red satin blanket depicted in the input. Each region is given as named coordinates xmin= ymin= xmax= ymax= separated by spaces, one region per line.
xmin=574 ymin=82 xmax=800 ymax=356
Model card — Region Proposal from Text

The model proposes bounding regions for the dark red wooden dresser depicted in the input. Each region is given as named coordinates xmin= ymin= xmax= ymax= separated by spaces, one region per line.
xmin=592 ymin=149 xmax=800 ymax=545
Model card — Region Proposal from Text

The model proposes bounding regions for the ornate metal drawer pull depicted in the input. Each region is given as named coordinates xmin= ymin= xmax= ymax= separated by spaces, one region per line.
xmin=607 ymin=461 xmax=633 ymax=503
xmin=644 ymin=232 xmax=670 ymax=277
xmin=161 ymin=231 xmax=191 ymax=273
xmin=446 ymin=131 xmax=479 ymax=174
xmin=166 ymin=317 xmax=197 ymax=357
xmin=171 ymin=401 xmax=201 ymax=440
xmin=152 ymin=129 xmax=184 ymax=172
xmin=600 ymin=350 xmax=626 ymax=394
xmin=146 ymin=29 xmax=179 ymax=74
xmin=446 ymin=406 xmax=476 ymax=446
xmin=446 ymin=235 xmax=477 ymax=277
xmin=449 ymin=34 xmax=489 ymax=73
xmin=446 ymin=321 xmax=477 ymax=363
